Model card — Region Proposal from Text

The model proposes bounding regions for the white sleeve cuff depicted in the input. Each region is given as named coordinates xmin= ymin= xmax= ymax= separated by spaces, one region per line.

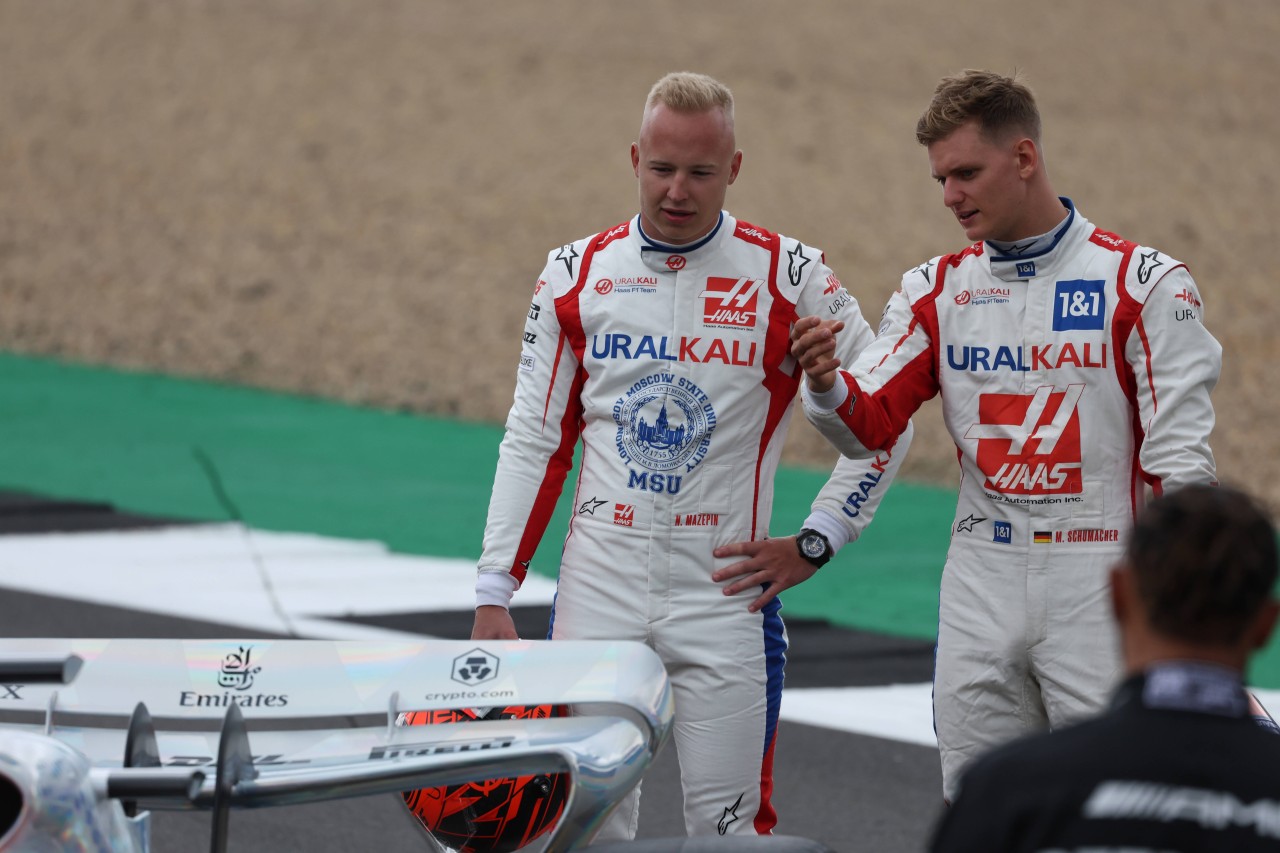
xmin=476 ymin=571 xmax=520 ymax=609
xmin=800 ymin=509 xmax=851 ymax=553
xmin=802 ymin=374 xmax=850 ymax=413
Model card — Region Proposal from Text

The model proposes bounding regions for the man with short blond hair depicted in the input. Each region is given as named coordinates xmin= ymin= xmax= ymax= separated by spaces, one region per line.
xmin=645 ymin=70 xmax=734 ymax=117
xmin=470 ymin=70 xmax=911 ymax=839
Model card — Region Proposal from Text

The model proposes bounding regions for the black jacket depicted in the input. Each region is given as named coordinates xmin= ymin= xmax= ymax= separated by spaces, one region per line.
xmin=930 ymin=662 xmax=1280 ymax=852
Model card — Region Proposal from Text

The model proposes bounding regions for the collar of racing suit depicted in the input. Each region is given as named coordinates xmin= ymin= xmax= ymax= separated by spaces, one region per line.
xmin=636 ymin=211 xmax=730 ymax=274
xmin=985 ymin=197 xmax=1082 ymax=283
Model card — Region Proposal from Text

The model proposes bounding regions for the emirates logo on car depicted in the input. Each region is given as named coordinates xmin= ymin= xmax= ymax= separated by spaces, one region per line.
xmin=217 ymin=645 xmax=261 ymax=691
xmin=179 ymin=643 xmax=289 ymax=708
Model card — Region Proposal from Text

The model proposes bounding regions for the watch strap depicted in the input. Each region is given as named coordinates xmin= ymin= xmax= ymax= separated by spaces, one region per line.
xmin=795 ymin=527 xmax=833 ymax=568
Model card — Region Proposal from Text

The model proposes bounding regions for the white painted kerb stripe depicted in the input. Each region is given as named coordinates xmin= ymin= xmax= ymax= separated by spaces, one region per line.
xmin=781 ymin=684 xmax=937 ymax=747
xmin=0 ymin=524 xmax=557 ymax=640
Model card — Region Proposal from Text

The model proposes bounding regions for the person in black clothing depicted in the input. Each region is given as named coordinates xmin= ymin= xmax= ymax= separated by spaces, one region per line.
xmin=929 ymin=483 xmax=1280 ymax=852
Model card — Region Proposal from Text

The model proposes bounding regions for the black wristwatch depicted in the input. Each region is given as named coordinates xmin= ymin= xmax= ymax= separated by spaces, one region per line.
xmin=795 ymin=528 xmax=833 ymax=569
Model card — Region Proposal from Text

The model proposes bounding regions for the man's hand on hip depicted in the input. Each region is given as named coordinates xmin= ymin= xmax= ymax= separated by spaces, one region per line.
xmin=712 ymin=537 xmax=819 ymax=613
xmin=472 ymin=605 xmax=520 ymax=640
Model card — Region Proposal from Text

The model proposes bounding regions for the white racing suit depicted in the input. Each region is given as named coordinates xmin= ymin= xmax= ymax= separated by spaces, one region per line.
xmin=803 ymin=200 xmax=1220 ymax=801
xmin=476 ymin=211 xmax=911 ymax=838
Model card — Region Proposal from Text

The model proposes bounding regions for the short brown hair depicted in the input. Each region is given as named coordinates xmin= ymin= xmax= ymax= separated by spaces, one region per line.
xmin=645 ymin=72 xmax=735 ymax=124
xmin=916 ymin=69 xmax=1041 ymax=146
xmin=1126 ymin=484 xmax=1278 ymax=646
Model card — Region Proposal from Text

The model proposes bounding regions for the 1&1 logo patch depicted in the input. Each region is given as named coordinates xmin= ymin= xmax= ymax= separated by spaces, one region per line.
xmin=1053 ymin=280 xmax=1105 ymax=331
xmin=993 ymin=521 xmax=1012 ymax=544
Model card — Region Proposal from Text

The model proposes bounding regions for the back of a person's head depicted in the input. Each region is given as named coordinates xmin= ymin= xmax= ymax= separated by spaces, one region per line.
xmin=1127 ymin=484 xmax=1278 ymax=646
xmin=645 ymin=71 xmax=734 ymax=122
xmin=916 ymin=68 xmax=1041 ymax=146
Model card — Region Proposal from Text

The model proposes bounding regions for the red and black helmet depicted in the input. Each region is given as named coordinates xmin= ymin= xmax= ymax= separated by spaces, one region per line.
xmin=399 ymin=705 xmax=571 ymax=853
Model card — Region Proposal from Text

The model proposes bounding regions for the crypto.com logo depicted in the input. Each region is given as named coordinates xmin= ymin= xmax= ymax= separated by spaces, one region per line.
xmin=452 ymin=649 xmax=500 ymax=685
xmin=964 ymin=385 xmax=1085 ymax=495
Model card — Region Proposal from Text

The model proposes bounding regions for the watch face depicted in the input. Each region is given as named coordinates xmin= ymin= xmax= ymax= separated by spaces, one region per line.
xmin=800 ymin=534 xmax=826 ymax=558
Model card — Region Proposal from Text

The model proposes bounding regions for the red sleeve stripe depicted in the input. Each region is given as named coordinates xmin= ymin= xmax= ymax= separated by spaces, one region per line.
xmin=1135 ymin=316 xmax=1157 ymax=414
xmin=844 ymin=266 xmax=944 ymax=451
xmin=1107 ymin=243 xmax=1153 ymax=515
xmin=754 ymin=235 xmax=796 ymax=539
xmin=839 ymin=347 xmax=937 ymax=451
xmin=542 ymin=333 xmax=568 ymax=430
xmin=512 ymin=369 xmax=585 ymax=582
xmin=556 ymin=235 xmax=601 ymax=370
xmin=870 ymin=313 xmax=922 ymax=374
xmin=512 ymin=235 xmax=603 ymax=580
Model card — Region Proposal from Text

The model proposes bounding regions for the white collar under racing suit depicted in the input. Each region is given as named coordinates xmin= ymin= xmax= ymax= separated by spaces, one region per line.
xmin=475 ymin=211 xmax=911 ymax=838
xmin=803 ymin=199 xmax=1221 ymax=801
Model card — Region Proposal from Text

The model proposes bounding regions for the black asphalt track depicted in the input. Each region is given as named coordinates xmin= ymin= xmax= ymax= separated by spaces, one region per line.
xmin=0 ymin=497 xmax=945 ymax=853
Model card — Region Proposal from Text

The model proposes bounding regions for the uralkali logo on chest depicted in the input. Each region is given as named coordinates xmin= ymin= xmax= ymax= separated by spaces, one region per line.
xmin=590 ymin=333 xmax=757 ymax=367
xmin=700 ymin=276 xmax=764 ymax=328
